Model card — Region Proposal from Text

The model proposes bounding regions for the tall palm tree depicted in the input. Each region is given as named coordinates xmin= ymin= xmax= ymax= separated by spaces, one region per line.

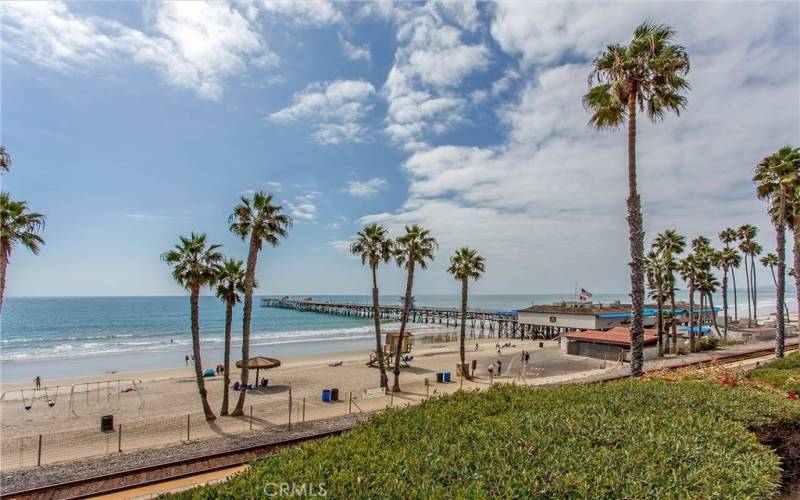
xmin=584 ymin=22 xmax=689 ymax=376
xmin=760 ymin=253 xmax=791 ymax=325
xmin=741 ymin=239 xmax=763 ymax=326
xmin=162 ymin=233 xmax=223 ymax=421
xmin=737 ymin=224 xmax=758 ymax=326
xmin=696 ymin=270 xmax=721 ymax=337
xmin=677 ymin=254 xmax=700 ymax=350
xmin=0 ymin=146 xmax=10 ymax=173
xmin=755 ymin=146 xmax=800 ymax=357
xmin=653 ymin=229 xmax=686 ymax=353
xmin=228 ymin=192 xmax=291 ymax=415
xmin=393 ymin=225 xmax=437 ymax=392
xmin=0 ymin=193 xmax=45 ymax=314
xmin=716 ymin=247 xmax=741 ymax=339
xmin=447 ymin=247 xmax=485 ymax=378
xmin=215 ymin=258 xmax=246 ymax=415
xmin=645 ymin=249 xmax=668 ymax=356
xmin=790 ymin=183 xmax=800 ymax=323
xmin=350 ymin=224 xmax=395 ymax=388
xmin=691 ymin=237 xmax=713 ymax=338
xmin=719 ymin=228 xmax=740 ymax=322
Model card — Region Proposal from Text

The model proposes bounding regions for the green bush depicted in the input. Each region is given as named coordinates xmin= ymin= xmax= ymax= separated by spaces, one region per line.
xmin=176 ymin=381 xmax=800 ymax=499
xmin=692 ymin=336 xmax=720 ymax=352
xmin=748 ymin=351 xmax=800 ymax=393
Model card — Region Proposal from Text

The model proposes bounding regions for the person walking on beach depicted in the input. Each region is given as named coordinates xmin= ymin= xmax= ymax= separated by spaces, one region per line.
xmin=474 ymin=343 xmax=479 ymax=351
xmin=487 ymin=362 xmax=495 ymax=377
xmin=34 ymin=376 xmax=41 ymax=389
xmin=185 ymin=354 xmax=190 ymax=366
xmin=496 ymin=360 xmax=502 ymax=377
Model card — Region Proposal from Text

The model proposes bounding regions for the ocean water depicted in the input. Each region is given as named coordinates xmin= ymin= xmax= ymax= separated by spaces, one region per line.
xmin=0 ymin=293 xmax=795 ymax=382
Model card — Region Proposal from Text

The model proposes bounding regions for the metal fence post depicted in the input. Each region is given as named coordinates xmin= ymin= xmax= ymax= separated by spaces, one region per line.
xmin=302 ymin=398 xmax=306 ymax=422
xmin=288 ymin=387 xmax=292 ymax=431
xmin=118 ymin=424 xmax=122 ymax=453
xmin=187 ymin=414 xmax=191 ymax=441
xmin=348 ymin=392 xmax=352 ymax=414
xmin=249 ymin=405 xmax=253 ymax=431
xmin=37 ymin=434 xmax=42 ymax=467
xmin=390 ymin=391 xmax=394 ymax=407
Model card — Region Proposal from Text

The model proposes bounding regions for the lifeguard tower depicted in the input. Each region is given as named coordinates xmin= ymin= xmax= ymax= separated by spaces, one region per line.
xmin=384 ymin=331 xmax=413 ymax=355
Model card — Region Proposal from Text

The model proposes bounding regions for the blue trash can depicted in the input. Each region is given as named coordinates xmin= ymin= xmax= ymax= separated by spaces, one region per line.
xmin=443 ymin=372 xmax=451 ymax=383
xmin=322 ymin=389 xmax=331 ymax=402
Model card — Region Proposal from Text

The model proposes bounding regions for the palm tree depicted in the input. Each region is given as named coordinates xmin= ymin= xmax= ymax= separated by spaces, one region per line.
xmin=677 ymin=254 xmax=700 ymax=350
xmin=755 ymin=146 xmax=800 ymax=357
xmin=696 ymin=270 xmax=721 ymax=337
xmin=653 ymin=229 xmax=686 ymax=353
xmin=737 ymin=225 xmax=758 ymax=326
xmin=719 ymin=228 xmax=740 ymax=322
xmin=393 ymin=225 xmax=437 ymax=392
xmin=162 ymin=233 xmax=223 ymax=421
xmin=215 ymin=258 xmax=246 ymax=415
xmin=760 ymin=253 xmax=791 ymax=325
xmin=228 ymin=192 xmax=291 ymax=415
xmin=447 ymin=247 xmax=486 ymax=378
xmin=350 ymin=224 xmax=395 ymax=388
xmin=584 ymin=22 xmax=689 ymax=376
xmin=0 ymin=193 xmax=45 ymax=314
xmin=741 ymin=239 xmax=763 ymax=326
xmin=645 ymin=249 xmax=668 ymax=356
xmin=0 ymin=146 xmax=10 ymax=172
xmin=716 ymin=247 xmax=741 ymax=339
xmin=691 ymin=237 xmax=713 ymax=339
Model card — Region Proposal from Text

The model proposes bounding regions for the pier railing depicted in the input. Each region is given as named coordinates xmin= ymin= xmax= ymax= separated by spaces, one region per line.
xmin=260 ymin=298 xmax=538 ymax=339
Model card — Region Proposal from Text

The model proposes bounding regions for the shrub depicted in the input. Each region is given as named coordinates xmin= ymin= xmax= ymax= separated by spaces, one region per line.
xmin=176 ymin=380 xmax=800 ymax=499
xmin=692 ymin=336 xmax=720 ymax=352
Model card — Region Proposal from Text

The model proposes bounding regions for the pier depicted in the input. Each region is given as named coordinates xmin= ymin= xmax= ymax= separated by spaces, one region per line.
xmin=260 ymin=298 xmax=560 ymax=339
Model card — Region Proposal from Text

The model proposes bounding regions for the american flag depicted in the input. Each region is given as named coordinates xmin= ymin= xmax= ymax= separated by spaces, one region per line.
xmin=579 ymin=288 xmax=592 ymax=301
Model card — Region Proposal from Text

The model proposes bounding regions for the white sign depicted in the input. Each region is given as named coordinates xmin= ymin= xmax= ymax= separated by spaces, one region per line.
xmin=363 ymin=387 xmax=386 ymax=399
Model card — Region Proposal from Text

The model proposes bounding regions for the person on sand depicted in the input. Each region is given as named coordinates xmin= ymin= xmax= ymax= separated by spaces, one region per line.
xmin=185 ymin=354 xmax=190 ymax=366
xmin=474 ymin=343 xmax=479 ymax=351
xmin=496 ymin=360 xmax=502 ymax=376
xmin=34 ymin=376 xmax=41 ymax=389
xmin=487 ymin=363 xmax=495 ymax=377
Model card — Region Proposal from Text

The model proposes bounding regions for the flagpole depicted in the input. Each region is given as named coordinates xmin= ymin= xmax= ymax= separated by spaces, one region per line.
xmin=574 ymin=282 xmax=577 ymax=302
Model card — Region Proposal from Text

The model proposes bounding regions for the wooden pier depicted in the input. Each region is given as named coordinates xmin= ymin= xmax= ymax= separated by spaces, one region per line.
xmin=260 ymin=298 xmax=559 ymax=339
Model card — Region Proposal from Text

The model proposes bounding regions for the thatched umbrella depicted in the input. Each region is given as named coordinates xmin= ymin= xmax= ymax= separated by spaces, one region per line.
xmin=236 ymin=356 xmax=281 ymax=384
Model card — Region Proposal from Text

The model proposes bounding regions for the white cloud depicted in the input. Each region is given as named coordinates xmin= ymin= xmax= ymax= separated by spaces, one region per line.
xmin=1 ymin=1 xmax=279 ymax=100
xmin=258 ymin=0 xmax=343 ymax=26
xmin=361 ymin=2 xmax=800 ymax=293
xmin=381 ymin=3 xmax=490 ymax=148
xmin=338 ymin=33 xmax=371 ymax=62
xmin=125 ymin=213 xmax=186 ymax=222
xmin=345 ymin=178 xmax=388 ymax=198
xmin=286 ymin=192 xmax=320 ymax=221
xmin=328 ymin=239 xmax=355 ymax=253
xmin=269 ymin=79 xmax=376 ymax=144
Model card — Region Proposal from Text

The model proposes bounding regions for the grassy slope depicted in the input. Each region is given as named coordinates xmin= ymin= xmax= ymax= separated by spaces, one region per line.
xmin=748 ymin=351 xmax=800 ymax=393
xmin=177 ymin=380 xmax=800 ymax=499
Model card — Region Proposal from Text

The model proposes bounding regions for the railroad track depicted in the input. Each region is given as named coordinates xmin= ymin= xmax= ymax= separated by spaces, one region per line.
xmin=5 ymin=342 xmax=797 ymax=500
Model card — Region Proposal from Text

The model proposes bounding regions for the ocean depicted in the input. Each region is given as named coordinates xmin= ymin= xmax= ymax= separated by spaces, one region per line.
xmin=0 ymin=293 xmax=795 ymax=382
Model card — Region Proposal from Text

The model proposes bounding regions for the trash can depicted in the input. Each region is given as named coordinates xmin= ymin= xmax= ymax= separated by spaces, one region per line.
xmin=331 ymin=388 xmax=339 ymax=401
xmin=443 ymin=372 xmax=451 ymax=383
xmin=436 ymin=372 xmax=444 ymax=383
xmin=322 ymin=389 xmax=331 ymax=402
xmin=539 ymin=341 xmax=544 ymax=348
xmin=100 ymin=415 xmax=114 ymax=432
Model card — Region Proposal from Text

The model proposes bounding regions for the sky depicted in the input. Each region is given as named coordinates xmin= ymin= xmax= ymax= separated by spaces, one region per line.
xmin=1 ymin=1 xmax=798 ymax=297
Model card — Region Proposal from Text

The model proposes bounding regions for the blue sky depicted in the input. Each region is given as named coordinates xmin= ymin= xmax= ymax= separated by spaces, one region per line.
xmin=1 ymin=1 xmax=799 ymax=297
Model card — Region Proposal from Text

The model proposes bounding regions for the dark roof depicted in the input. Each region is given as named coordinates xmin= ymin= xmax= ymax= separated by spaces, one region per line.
xmin=562 ymin=327 xmax=659 ymax=346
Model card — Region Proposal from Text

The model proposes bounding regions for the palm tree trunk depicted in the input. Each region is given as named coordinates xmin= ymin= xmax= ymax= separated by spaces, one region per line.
xmin=371 ymin=265 xmax=388 ymax=388
xmin=190 ymin=286 xmax=215 ymax=421
xmin=393 ymin=260 xmax=415 ymax=392
xmin=0 ymin=247 xmax=8 ymax=315
xmin=743 ymin=255 xmax=752 ymax=327
xmin=707 ymin=293 xmax=721 ymax=337
xmin=775 ymin=193 xmax=786 ymax=358
xmin=751 ymin=255 xmax=758 ymax=325
xmin=731 ymin=266 xmax=738 ymax=323
xmin=688 ymin=282 xmax=695 ymax=351
xmin=232 ymin=234 xmax=260 ymax=416
xmin=769 ymin=266 xmax=791 ymax=326
xmin=460 ymin=278 xmax=469 ymax=377
xmin=670 ymin=288 xmax=678 ymax=354
xmin=698 ymin=290 xmax=705 ymax=343
xmin=722 ymin=268 xmax=729 ymax=340
xmin=626 ymin=91 xmax=645 ymax=377
xmin=656 ymin=285 xmax=663 ymax=357
xmin=794 ymin=224 xmax=800 ymax=323
xmin=221 ymin=299 xmax=233 ymax=415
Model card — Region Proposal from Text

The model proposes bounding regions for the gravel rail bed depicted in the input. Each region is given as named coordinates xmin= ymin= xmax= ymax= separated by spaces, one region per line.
xmin=1 ymin=412 xmax=372 ymax=496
